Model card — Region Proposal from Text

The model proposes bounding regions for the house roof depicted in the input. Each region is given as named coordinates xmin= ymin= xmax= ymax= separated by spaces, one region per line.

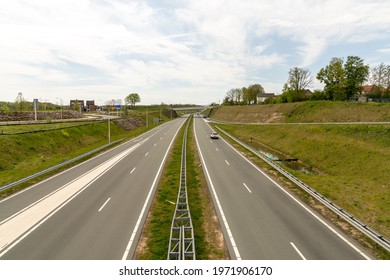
xmin=257 ymin=93 xmax=275 ymax=98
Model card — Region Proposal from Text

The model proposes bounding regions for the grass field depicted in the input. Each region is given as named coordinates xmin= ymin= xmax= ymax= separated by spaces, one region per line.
xmin=215 ymin=123 xmax=390 ymax=244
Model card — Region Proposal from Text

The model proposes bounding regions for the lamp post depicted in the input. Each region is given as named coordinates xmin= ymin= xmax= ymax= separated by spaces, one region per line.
xmin=146 ymin=108 xmax=148 ymax=128
xmin=108 ymin=108 xmax=111 ymax=144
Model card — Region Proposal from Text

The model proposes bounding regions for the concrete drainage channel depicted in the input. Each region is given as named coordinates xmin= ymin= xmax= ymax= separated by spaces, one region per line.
xmin=215 ymin=126 xmax=390 ymax=254
xmin=0 ymin=138 xmax=124 ymax=193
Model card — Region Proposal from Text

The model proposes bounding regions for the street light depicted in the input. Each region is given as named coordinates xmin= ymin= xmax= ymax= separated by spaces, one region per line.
xmin=108 ymin=108 xmax=111 ymax=143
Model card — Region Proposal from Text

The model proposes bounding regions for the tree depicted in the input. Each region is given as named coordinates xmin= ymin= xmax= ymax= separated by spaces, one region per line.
xmin=385 ymin=65 xmax=390 ymax=97
xmin=225 ymin=89 xmax=235 ymax=105
xmin=317 ymin=56 xmax=369 ymax=101
xmin=287 ymin=67 xmax=313 ymax=94
xmin=282 ymin=67 xmax=313 ymax=102
xmin=72 ymin=101 xmax=80 ymax=112
xmin=309 ymin=89 xmax=327 ymax=101
xmin=344 ymin=56 xmax=369 ymax=99
xmin=234 ymin=88 xmax=243 ymax=104
xmin=247 ymin=84 xmax=265 ymax=104
xmin=15 ymin=92 xmax=25 ymax=110
xmin=125 ymin=93 xmax=141 ymax=108
xmin=371 ymin=63 xmax=390 ymax=97
xmin=242 ymin=87 xmax=250 ymax=104
xmin=316 ymin=57 xmax=346 ymax=100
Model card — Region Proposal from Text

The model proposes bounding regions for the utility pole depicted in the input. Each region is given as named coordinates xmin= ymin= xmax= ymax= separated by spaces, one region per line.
xmin=33 ymin=99 xmax=38 ymax=121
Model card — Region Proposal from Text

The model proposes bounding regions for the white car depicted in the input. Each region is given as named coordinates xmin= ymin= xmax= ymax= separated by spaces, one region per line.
xmin=210 ymin=132 xmax=219 ymax=139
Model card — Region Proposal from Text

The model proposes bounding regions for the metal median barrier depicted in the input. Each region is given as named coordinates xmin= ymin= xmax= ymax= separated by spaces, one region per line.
xmin=216 ymin=126 xmax=390 ymax=254
xmin=168 ymin=115 xmax=196 ymax=260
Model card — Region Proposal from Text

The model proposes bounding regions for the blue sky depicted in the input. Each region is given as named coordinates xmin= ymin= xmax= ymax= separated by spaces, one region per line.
xmin=1 ymin=0 xmax=390 ymax=105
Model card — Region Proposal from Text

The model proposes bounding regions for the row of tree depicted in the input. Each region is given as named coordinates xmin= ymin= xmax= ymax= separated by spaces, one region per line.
xmin=223 ymin=84 xmax=265 ymax=105
xmin=223 ymin=56 xmax=390 ymax=105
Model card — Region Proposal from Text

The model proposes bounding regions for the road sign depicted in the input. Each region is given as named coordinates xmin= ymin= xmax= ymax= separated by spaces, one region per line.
xmin=115 ymin=105 xmax=121 ymax=110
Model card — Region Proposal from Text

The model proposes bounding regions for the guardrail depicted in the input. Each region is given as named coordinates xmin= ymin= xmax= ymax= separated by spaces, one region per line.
xmin=168 ymin=115 xmax=196 ymax=260
xmin=0 ymin=138 xmax=124 ymax=193
xmin=209 ymin=118 xmax=390 ymax=126
xmin=215 ymin=126 xmax=390 ymax=253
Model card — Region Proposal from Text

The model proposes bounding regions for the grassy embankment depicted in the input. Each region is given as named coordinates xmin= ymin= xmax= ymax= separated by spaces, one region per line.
xmin=135 ymin=117 xmax=228 ymax=260
xmin=210 ymin=101 xmax=390 ymax=259
xmin=0 ymin=110 xmax=169 ymax=194
xmin=210 ymin=101 xmax=390 ymax=123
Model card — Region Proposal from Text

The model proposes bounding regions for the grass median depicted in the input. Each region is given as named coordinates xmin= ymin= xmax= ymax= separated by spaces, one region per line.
xmin=135 ymin=117 xmax=228 ymax=260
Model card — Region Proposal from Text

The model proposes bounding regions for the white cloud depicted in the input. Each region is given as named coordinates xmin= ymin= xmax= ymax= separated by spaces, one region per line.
xmin=0 ymin=0 xmax=389 ymax=104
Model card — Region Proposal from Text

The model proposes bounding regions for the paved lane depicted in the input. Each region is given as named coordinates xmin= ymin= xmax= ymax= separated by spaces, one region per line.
xmin=0 ymin=117 xmax=187 ymax=259
xmin=194 ymin=116 xmax=372 ymax=260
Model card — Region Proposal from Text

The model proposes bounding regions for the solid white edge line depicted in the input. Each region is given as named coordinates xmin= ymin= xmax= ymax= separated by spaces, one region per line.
xmin=290 ymin=242 xmax=307 ymax=260
xmin=121 ymin=118 xmax=187 ymax=260
xmin=213 ymin=122 xmax=371 ymax=260
xmin=98 ymin=198 xmax=111 ymax=212
xmin=243 ymin=183 xmax=252 ymax=194
xmin=194 ymin=119 xmax=241 ymax=260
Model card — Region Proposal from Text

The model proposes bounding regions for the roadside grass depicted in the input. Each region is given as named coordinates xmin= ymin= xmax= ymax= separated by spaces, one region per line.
xmin=214 ymin=123 xmax=390 ymax=259
xmin=0 ymin=120 xmax=159 ymax=190
xmin=211 ymin=101 xmax=390 ymax=123
xmin=135 ymin=117 xmax=228 ymax=260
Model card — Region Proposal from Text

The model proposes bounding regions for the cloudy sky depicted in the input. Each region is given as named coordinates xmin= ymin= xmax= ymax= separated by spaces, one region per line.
xmin=1 ymin=0 xmax=390 ymax=105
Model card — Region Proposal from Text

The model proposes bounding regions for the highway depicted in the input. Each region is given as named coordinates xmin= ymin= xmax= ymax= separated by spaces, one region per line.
xmin=0 ymin=117 xmax=187 ymax=259
xmin=193 ymin=116 xmax=372 ymax=260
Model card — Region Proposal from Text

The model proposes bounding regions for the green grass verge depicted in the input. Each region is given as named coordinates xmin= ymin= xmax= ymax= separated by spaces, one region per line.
xmin=211 ymin=101 xmax=390 ymax=123
xmin=0 ymin=119 xmax=159 ymax=189
xmin=214 ymin=123 xmax=390 ymax=258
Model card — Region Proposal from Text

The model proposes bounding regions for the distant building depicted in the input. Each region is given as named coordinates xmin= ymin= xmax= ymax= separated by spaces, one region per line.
xmin=257 ymin=93 xmax=275 ymax=103
xmin=86 ymin=100 xmax=95 ymax=111
xmin=361 ymin=85 xmax=375 ymax=95
xmin=70 ymin=100 xmax=84 ymax=111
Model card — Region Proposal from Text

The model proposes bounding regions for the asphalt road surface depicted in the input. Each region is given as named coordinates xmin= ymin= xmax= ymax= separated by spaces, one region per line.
xmin=0 ymin=117 xmax=187 ymax=259
xmin=0 ymin=115 xmax=374 ymax=260
xmin=193 ymin=116 xmax=372 ymax=260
